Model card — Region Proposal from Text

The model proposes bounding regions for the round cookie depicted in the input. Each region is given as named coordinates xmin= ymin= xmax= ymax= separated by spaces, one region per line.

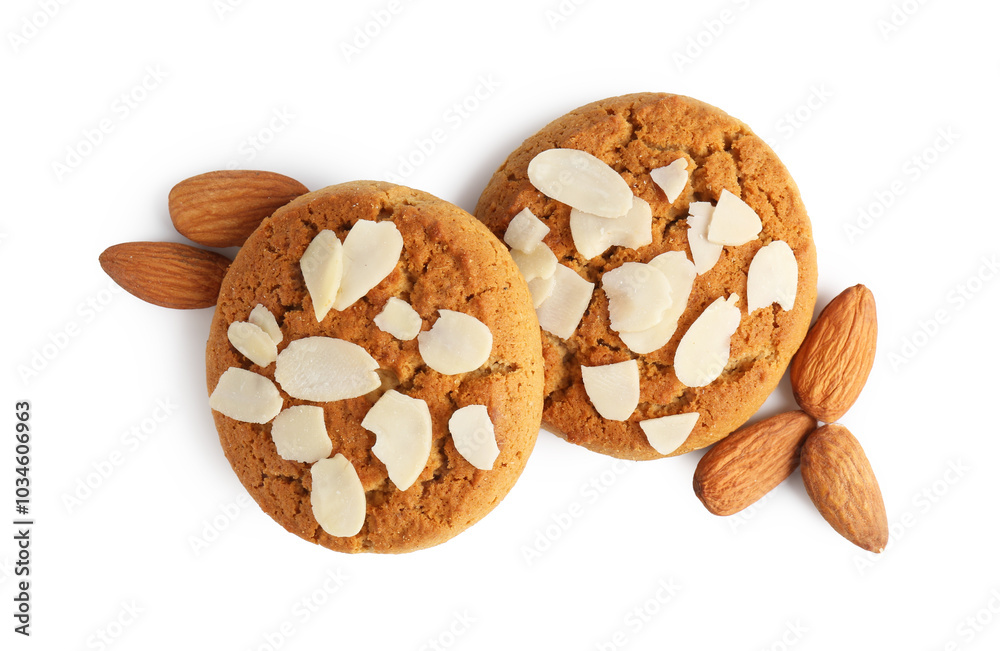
xmin=475 ymin=93 xmax=818 ymax=460
xmin=206 ymin=180 xmax=544 ymax=553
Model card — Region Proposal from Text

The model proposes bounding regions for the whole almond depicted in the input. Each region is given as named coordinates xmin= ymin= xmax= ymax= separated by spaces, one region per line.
xmin=99 ymin=241 xmax=231 ymax=309
xmin=800 ymin=423 xmax=888 ymax=553
xmin=693 ymin=411 xmax=817 ymax=516
xmin=168 ymin=170 xmax=308 ymax=247
xmin=790 ymin=284 xmax=877 ymax=422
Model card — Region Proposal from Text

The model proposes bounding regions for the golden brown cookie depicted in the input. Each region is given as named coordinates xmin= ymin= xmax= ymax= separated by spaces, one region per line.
xmin=206 ymin=181 xmax=544 ymax=553
xmin=475 ymin=93 xmax=818 ymax=460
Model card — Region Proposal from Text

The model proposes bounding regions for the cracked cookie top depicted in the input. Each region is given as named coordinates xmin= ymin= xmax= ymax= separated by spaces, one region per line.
xmin=206 ymin=180 xmax=544 ymax=553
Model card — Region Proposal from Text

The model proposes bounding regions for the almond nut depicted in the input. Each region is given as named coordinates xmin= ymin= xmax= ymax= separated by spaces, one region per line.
xmin=790 ymin=284 xmax=877 ymax=422
xmin=168 ymin=170 xmax=308 ymax=247
xmin=800 ymin=423 xmax=888 ymax=553
xmin=693 ymin=410 xmax=817 ymax=516
xmin=99 ymin=241 xmax=231 ymax=309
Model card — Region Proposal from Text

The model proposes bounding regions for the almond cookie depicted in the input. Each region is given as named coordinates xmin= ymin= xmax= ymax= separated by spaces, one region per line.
xmin=206 ymin=181 xmax=544 ymax=553
xmin=475 ymin=93 xmax=818 ymax=460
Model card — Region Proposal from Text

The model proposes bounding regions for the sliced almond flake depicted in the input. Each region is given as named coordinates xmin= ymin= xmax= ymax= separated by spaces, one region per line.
xmin=527 ymin=274 xmax=555 ymax=308
xmin=374 ymin=297 xmax=422 ymax=341
xmin=503 ymin=207 xmax=550 ymax=253
xmin=569 ymin=196 xmax=653 ymax=260
xmin=248 ymin=304 xmax=283 ymax=345
xmin=511 ymin=244 xmax=557 ymax=282
xmin=673 ymin=294 xmax=741 ymax=388
xmin=270 ymin=405 xmax=332 ymax=463
xmin=227 ymin=321 xmax=278 ymax=367
xmin=363 ymin=390 xmax=432 ymax=491
xmin=650 ymin=158 xmax=689 ymax=204
xmin=580 ymin=360 xmax=640 ymax=421
xmin=747 ymin=240 xmax=798 ymax=312
xmin=417 ymin=310 xmax=492 ymax=375
xmin=707 ymin=189 xmax=762 ymax=246
xmin=332 ymin=220 xmax=404 ymax=311
xmin=619 ymin=252 xmax=697 ymax=354
xmin=686 ymin=202 xmax=723 ymax=275
xmin=527 ymin=148 xmax=633 ymax=218
xmin=209 ymin=367 xmax=283 ymax=424
xmin=640 ymin=412 xmax=699 ymax=455
xmin=274 ymin=336 xmax=380 ymax=401
xmin=602 ymin=262 xmax=672 ymax=333
xmin=310 ymin=454 xmax=366 ymax=537
xmin=535 ymin=264 xmax=595 ymax=340
xmin=449 ymin=405 xmax=500 ymax=470
xmin=300 ymin=229 xmax=344 ymax=322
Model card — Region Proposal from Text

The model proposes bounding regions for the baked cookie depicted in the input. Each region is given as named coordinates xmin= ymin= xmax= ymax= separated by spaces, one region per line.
xmin=475 ymin=93 xmax=818 ymax=460
xmin=206 ymin=181 xmax=544 ymax=553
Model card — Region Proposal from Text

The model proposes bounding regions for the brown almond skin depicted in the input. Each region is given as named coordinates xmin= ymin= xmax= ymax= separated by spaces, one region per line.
xmin=693 ymin=410 xmax=817 ymax=516
xmin=168 ymin=170 xmax=308 ymax=247
xmin=801 ymin=423 xmax=888 ymax=553
xmin=790 ymin=284 xmax=877 ymax=422
xmin=99 ymin=241 xmax=231 ymax=309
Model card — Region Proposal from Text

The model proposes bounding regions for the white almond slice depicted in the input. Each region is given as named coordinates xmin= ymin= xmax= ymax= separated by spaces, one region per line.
xmin=602 ymin=262 xmax=672 ymax=333
xmin=363 ymin=390 xmax=432 ymax=491
xmin=300 ymin=229 xmax=344 ymax=322
xmin=449 ymin=405 xmax=500 ymax=471
xmin=535 ymin=264 xmax=595 ymax=340
xmin=270 ymin=405 xmax=332 ymax=463
xmin=374 ymin=297 xmax=422 ymax=341
xmin=673 ymin=294 xmax=742 ymax=387
xmin=248 ymin=304 xmax=282 ymax=345
xmin=707 ymin=189 xmax=762 ymax=246
xmin=640 ymin=412 xmax=699 ymax=455
xmin=503 ymin=207 xmax=550 ymax=253
xmin=580 ymin=360 xmax=640 ymax=421
xmin=310 ymin=454 xmax=366 ymax=537
xmin=417 ymin=310 xmax=492 ymax=375
xmin=527 ymin=274 xmax=555 ymax=308
xmin=747 ymin=240 xmax=798 ymax=312
xmin=511 ymin=244 xmax=558 ymax=282
xmin=274 ymin=337 xmax=380 ymax=401
xmin=227 ymin=321 xmax=278 ymax=367
xmin=619 ymin=252 xmax=697 ymax=354
xmin=209 ymin=367 xmax=283 ymax=424
xmin=570 ymin=196 xmax=653 ymax=259
xmin=650 ymin=158 xmax=689 ymax=204
xmin=527 ymin=148 xmax=633 ymax=218
xmin=686 ymin=203 xmax=723 ymax=275
xmin=332 ymin=220 xmax=404 ymax=311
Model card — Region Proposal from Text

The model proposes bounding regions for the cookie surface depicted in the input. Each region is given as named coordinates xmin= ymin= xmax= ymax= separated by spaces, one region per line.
xmin=475 ymin=93 xmax=818 ymax=459
xmin=207 ymin=181 xmax=544 ymax=553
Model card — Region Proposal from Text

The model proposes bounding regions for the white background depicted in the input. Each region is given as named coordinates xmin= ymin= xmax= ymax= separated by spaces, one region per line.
xmin=3 ymin=0 xmax=999 ymax=648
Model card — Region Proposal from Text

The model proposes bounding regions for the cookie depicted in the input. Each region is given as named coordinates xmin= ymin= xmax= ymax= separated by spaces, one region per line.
xmin=475 ymin=93 xmax=818 ymax=460
xmin=206 ymin=180 xmax=544 ymax=553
